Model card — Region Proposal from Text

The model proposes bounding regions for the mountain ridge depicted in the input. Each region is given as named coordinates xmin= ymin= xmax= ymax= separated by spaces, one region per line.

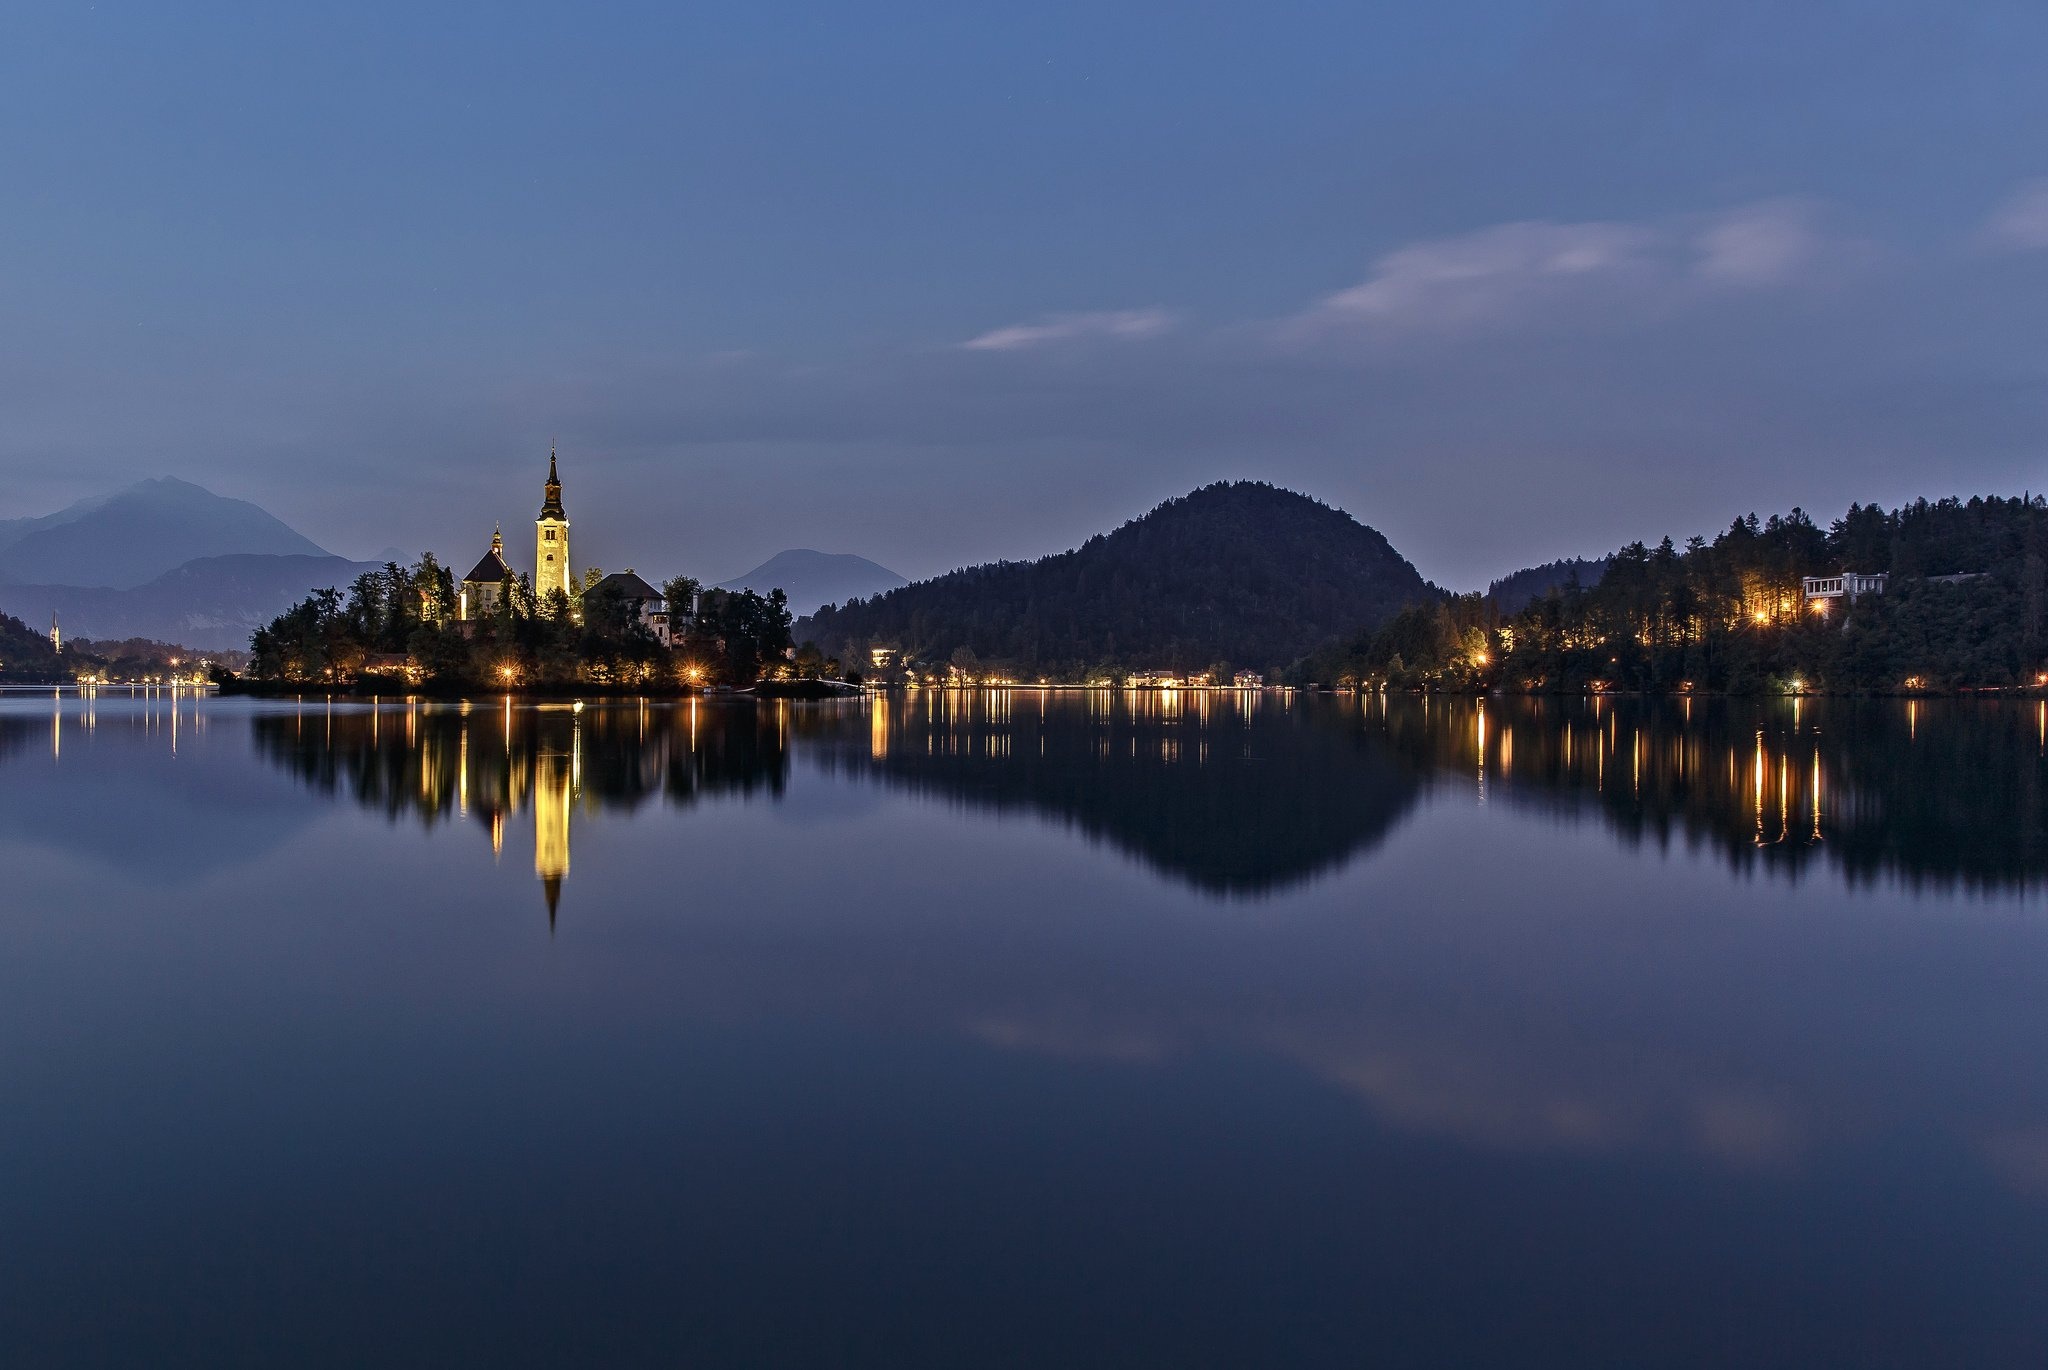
xmin=0 ymin=553 xmax=381 ymax=651
xmin=717 ymin=549 xmax=907 ymax=618
xmin=0 ymin=477 xmax=331 ymax=589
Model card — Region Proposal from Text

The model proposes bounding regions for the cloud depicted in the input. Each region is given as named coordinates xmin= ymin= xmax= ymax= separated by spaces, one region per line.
xmin=1981 ymin=179 xmax=2048 ymax=250
xmin=1300 ymin=219 xmax=1660 ymax=332
xmin=1284 ymin=199 xmax=1833 ymax=340
xmin=961 ymin=307 xmax=1177 ymax=352
xmin=1692 ymin=198 xmax=1825 ymax=284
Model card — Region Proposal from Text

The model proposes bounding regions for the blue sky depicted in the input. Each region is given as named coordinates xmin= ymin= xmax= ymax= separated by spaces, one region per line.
xmin=3 ymin=1 xmax=2047 ymax=587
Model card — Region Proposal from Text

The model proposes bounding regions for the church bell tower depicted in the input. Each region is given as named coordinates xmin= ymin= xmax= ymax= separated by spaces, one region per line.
xmin=535 ymin=443 xmax=571 ymax=604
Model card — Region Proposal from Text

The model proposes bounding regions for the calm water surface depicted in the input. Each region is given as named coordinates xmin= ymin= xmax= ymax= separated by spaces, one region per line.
xmin=2 ymin=688 xmax=2046 ymax=1367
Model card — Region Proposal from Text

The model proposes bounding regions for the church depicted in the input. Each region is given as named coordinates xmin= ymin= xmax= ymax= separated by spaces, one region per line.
xmin=456 ymin=447 xmax=677 ymax=644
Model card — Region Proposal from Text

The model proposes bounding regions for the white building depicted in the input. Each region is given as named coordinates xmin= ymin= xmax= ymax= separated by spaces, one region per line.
xmin=1803 ymin=571 xmax=1888 ymax=603
xmin=584 ymin=571 xmax=673 ymax=646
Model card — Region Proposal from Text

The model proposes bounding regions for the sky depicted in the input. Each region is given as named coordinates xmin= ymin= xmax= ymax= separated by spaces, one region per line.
xmin=3 ymin=0 xmax=2047 ymax=589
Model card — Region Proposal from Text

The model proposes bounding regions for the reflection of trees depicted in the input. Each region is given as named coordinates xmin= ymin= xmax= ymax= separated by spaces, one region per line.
xmin=795 ymin=689 xmax=1423 ymax=896
xmin=1374 ymin=694 xmax=2048 ymax=892
xmin=251 ymin=700 xmax=788 ymax=922
xmin=0 ymin=713 xmax=31 ymax=765
xmin=252 ymin=699 xmax=788 ymax=826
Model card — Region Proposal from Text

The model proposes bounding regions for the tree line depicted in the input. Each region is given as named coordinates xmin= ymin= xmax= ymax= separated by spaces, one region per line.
xmin=1295 ymin=494 xmax=2048 ymax=692
xmin=247 ymin=556 xmax=795 ymax=689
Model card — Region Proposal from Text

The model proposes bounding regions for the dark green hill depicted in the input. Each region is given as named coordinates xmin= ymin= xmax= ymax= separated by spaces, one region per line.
xmin=0 ymin=609 xmax=65 ymax=681
xmin=801 ymin=481 xmax=1433 ymax=676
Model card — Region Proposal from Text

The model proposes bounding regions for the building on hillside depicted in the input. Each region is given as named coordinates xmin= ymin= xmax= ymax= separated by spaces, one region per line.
xmin=535 ymin=443 xmax=571 ymax=605
xmin=459 ymin=527 xmax=514 ymax=623
xmin=1233 ymin=671 xmax=1264 ymax=689
xmin=1803 ymin=571 xmax=1888 ymax=607
xmin=585 ymin=570 xmax=673 ymax=646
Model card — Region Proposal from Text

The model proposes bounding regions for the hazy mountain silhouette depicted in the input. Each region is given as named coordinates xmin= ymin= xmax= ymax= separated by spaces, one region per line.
xmin=802 ymin=481 xmax=1433 ymax=673
xmin=0 ymin=553 xmax=379 ymax=651
xmin=718 ymin=549 xmax=907 ymax=617
xmin=0 ymin=477 xmax=330 ymax=589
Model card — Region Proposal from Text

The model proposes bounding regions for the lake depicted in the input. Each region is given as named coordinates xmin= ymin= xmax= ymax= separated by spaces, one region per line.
xmin=3 ymin=687 xmax=2046 ymax=1367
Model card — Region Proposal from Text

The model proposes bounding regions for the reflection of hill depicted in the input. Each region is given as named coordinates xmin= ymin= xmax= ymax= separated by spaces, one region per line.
xmin=1374 ymin=694 xmax=2048 ymax=892
xmin=797 ymin=690 xmax=1424 ymax=896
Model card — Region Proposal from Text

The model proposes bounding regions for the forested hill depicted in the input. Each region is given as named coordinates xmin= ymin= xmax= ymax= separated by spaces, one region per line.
xmin=801 ymin=482 xmax=1433 ymax=677
xmin=0 ymin=609 xmax=65 ymax=681
xmin=1486 ymin=556 xmax=1608 ymax=613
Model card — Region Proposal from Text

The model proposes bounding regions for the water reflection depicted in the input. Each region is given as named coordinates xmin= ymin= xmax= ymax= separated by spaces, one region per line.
xmin=799 ymin=688 xmax=1420 ymax=894
xmin=1371 ymin=693 xmax=2048 ymax=892
xmin=233 ymin=691 xmax=2048 ymax=898
xmin=7 ymin=689 xmax=2048 ymax=1363
xmin=249 ymin=698 xmax=787 ymax=924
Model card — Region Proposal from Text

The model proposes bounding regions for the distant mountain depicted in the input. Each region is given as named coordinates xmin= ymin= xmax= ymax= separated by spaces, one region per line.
xmin=0 ymin=553 xmax=379 ymax=652
xmin=0 ymin=477 xmax=331 ymax=589
xmin=718 ymin=549 xmax=908 ymax=618
xmin=801 ymin=481 xmax=1433 ymax=675
xmin=1484 ymin=556 xmax=1609 ymax=613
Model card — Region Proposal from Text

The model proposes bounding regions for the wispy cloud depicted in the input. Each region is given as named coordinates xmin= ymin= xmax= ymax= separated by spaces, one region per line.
xmin=961 ymin=307 xmax=1177 ymax=352
xmin=1981 ymin=179 xmax=2048 ymax=250
xmin=1283 ymin=199 xmax=1832 ymax=340
xmin=1692 ymin=199 xmax=1825 ymax=284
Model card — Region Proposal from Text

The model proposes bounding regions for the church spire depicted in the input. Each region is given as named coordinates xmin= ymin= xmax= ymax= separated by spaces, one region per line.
xmin=539 ymin=443 xmax=566 ymax=521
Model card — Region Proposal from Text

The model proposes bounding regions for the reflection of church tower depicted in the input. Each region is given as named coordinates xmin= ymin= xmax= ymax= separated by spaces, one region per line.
xmin=533 ymin=722 xmax=577 ymax=929
xmin=535 ymin=443 xmax=571 ymax=605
